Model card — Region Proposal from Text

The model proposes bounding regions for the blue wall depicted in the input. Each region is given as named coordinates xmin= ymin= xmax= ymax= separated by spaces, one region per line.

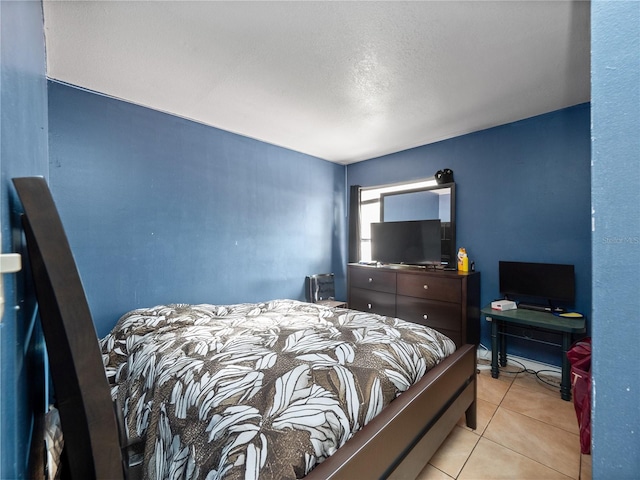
xmin=4 ymin=2 xmax=639 ymax=477
xmin=0 ymin=1 xmax=49 ymax=478
xmin=348 ymin=104 xmax=592 ymax=366
xmin=48 ymin=82 xmax=347 ymax=337
xmin=591 ymin=1 xmax=640 ymax=477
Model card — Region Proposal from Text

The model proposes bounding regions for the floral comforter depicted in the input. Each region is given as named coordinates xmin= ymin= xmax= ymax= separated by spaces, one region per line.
xmin=100 ymin=299 xmax=456 ymax=480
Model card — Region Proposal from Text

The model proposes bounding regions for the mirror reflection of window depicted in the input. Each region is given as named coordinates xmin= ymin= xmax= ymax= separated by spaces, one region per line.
xmin=357 ymin=179 xmax=455 ymax=266
xmin=383 ymin=190 xmax=451 ymax=222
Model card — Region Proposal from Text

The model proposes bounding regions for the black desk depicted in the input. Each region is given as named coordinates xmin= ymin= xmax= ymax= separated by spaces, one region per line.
xmin=481 ymin=306 xmax=586 ymax=401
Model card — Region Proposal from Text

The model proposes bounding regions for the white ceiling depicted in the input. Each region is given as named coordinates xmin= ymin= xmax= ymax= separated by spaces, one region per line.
xmin=42 ymin=1 xmax=590 ymax=164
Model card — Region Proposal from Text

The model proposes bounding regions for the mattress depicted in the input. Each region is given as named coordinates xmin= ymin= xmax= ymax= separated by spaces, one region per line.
xmin=100 ymin=299 xmax=456 ymax=479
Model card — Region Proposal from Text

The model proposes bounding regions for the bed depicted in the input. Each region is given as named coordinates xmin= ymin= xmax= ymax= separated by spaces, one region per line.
xmin=14 ymin=176 xmax=477 ymax=480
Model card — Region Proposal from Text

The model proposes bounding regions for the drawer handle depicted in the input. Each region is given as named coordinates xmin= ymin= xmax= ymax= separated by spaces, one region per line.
xmin=423 ymin=314 xmax=428 ymax=320
xmin=367 ymin=303 xmax=372 ymax=310
xmin=423 ymin=284 xmax=429 ymax=290
xmin=368 ymin=278 xmax=373 ymax=283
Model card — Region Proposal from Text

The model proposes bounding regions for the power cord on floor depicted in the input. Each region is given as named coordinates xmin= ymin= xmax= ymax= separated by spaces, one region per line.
xmin=476 ymin=344 xmax=491 ymax=373
xmin=533 ymin=370 xmax=563 ymax=388
xmin=476 ymin=353 xmax=562 ymax=389
xmin=477 ymin=343 xmax=490 ymax=359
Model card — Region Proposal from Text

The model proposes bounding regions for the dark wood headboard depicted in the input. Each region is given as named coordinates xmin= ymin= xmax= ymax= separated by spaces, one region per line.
xmin=13 ymin=177 xmax=124 ymax=479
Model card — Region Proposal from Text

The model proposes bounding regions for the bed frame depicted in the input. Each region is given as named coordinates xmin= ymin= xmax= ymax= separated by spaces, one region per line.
xmin=14 ymin=176 xmax=477 ymax=480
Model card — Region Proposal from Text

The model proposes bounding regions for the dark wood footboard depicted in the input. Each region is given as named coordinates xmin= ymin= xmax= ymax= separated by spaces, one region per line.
xmin=305 ymin=343 xmax=477 ymax=479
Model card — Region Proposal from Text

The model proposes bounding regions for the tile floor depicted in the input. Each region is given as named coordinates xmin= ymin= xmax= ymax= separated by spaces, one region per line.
xmin=416 ymin=359 xmax=592 ymax=480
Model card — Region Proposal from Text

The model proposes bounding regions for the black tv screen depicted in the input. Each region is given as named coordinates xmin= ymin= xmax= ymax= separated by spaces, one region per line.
xmin=499 ymin=261 xmax=575 ymax=305
xmin=371 ymin=219 xmax=442 ymax=266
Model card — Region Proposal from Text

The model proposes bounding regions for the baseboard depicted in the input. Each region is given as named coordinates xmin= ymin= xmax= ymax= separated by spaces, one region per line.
xmin=476 ymin=344 xmax=561 ymax=376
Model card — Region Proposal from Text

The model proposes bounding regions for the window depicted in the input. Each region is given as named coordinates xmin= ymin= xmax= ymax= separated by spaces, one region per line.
xmin=358 ymin=178 xmax=438 ymax=262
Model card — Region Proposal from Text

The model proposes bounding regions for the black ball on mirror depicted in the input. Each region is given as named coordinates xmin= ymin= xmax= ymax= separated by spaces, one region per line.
xmin=435 ymin=168 xmax=454 ymax=184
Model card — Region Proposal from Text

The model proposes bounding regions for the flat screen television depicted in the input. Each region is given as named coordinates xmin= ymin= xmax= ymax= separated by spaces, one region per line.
xmin=499 ymin=261 xmax=575 ymax=309
xmin=371 ymin=219 xmax=442 ymax=266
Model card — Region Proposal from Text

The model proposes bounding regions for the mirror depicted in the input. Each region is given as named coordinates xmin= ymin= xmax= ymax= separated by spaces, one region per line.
xmin=380 ymin=183 xmax=456 ymax=266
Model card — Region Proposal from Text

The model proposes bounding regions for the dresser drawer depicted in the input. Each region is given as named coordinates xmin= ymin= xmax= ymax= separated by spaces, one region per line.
xmin=347 ymin=264 xmax=480 ymax=346
xmin=397 ymin=273 xmax=461 ymax=303
xmin=349 ymin=268 xmax=396 ymax=293
xmin=349 ymin=287 xmax=396 ymax=317
xmin=396 ymin=295 xmax=461 ymax=332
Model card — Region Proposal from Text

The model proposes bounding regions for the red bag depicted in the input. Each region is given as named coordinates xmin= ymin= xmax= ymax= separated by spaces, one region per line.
xmin=567 ymin=337 xmax=591 ymax=454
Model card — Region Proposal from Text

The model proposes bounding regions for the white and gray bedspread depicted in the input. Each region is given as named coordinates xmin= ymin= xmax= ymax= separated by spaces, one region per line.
xmin=100 ymin=299 xmax=456 ymax=480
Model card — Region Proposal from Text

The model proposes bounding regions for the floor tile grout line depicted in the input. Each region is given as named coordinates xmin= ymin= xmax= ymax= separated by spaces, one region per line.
xmin=424 ymin=372 xmax=580 ymax=480
xmin=485 ymin=407 xmax=579 ymax=474
xmin=432 ymin=374 xmax=507 ymax=478
xmin=498 ymin=375 xmax=581 ymax=435
xmin=427 ymin=463 xmax=455 ymax=479
xmin=507 ymin=372 xmax=563 ymax=396
xmin=453 ymin=431 xmax=483 ymax=479
xmin=484 ymin=370 xmax=567 ymax=409
xmin=477 ymin=436 xmax=579 ymax=480
xmin=497 ymin=402 xmax=581 ymax=436
xmin=489 ymin=380 xmax=581 ymax=479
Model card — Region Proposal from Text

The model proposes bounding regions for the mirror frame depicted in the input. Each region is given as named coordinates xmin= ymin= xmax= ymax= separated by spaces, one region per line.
xmin=380 ymin=182 xmax=456 ymax=266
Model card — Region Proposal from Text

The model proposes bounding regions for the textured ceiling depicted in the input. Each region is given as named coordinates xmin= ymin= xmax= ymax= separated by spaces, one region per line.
xmin=43 ymin=1 xmax=590 ymax=164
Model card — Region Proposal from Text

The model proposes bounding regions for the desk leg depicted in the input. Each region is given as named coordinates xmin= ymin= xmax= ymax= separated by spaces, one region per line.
xmin=561 ymin=333 xmax=572 ymax=401
xmin=499 ymin=326 xmax=507 ymax=367
xmin=491 ymin=319 xmax=499 ymax=378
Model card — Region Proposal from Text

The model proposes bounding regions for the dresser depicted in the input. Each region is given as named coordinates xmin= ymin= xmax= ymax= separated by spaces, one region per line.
xmin=347 ymin=264 xmax=480 ymax=347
